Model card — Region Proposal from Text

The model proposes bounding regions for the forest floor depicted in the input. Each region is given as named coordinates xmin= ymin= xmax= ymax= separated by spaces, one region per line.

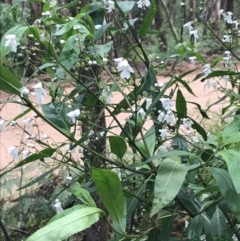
xmin=0 ymin=63 xmax=230 ymax=171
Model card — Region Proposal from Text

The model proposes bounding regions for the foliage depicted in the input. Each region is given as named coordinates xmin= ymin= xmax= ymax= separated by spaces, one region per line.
xmin=0 ymin=0 xmax=240 ymax=241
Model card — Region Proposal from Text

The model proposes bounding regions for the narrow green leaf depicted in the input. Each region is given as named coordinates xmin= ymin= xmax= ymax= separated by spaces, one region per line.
xmin=15 ymin=147 xmax=55 ymax=168
xmin=150 ymin=158 xmax=188 ymax=217
xmin=92 ymin=168 xmax=124 ymax=228
xmin=144 ymin=125 xmax=156 ymax=156
xmin=212 ymin=168 xmax=240 ymax=221
xmin=176 ymin=89 xmax=187 ymax=118
xmin=187 ymin=215 xmax=204 ymax=239
xmin=191 ymin=118 xmax=208 ymax=141
xmin=175 ymin=76 xmax=196 ymax=96
xmin=109 ymin=136 xmax=127 ymax=160
xmin=127 ymin=183 xmax=146 ymax=220
xmin=17 ymin=167 xmax=58 ymax=191
xmin=26 ymin=206 xmax=102 ymax=241
xmin=71 ymin=184 xmax=96 ymax=207
xmin=139 ymin=0 xmax=157 ymax=37
xmin=218 ymin=150 xmax=240 ymax=194
xmin=0 ymin=65 xmax=22 ymax=94
xmin=211 ymin=207 xmax=226 ymax=239
xmin=48 ymin=205 xmax=86 ymax=224
xmin=144 ymin=150 xmax=200 ymax=164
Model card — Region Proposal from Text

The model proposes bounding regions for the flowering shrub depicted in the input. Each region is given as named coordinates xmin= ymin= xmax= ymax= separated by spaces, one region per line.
xmin=1 ymin=1 xmax=240 ymax=241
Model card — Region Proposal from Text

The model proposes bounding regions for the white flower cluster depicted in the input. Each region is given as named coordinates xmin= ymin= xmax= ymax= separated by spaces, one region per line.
xmin=183 ymin=21 xmax=199 ymax=43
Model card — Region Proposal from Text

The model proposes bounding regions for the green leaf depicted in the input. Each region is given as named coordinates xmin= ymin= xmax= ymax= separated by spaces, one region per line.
xmin=176 ymin=89 xmax=187 ymax=118
xmin=109 ymin=136 xmax=127 ymax=160
xmin=54 ymin=19 xmax=79 ymax=36
xmin=117 ymin=1 xmax=135 ymax=13
xmin=88 ymin=41 xmax=113 ymax=58
xmin=218 ymin=150 xmax=240 ymax=194
xmin=211 ymin=207 xmax=226 ymax=239
xmin=42 ymin=102 xmax=70 ymax=132
xmin=212 ymin=168 xmax=240 ymax=221
xmin=0 ymin=65 xmax=22 ymax=94
xmin=94 ymin=22 xmax=112 ymax=41
xmin=144 ymin=125 xmax=156 ymax=156
xmin=150 ymin=158 xmax=188 ymax=217
xmin=26 ymin=206 xmax=102 ymax=241
xmin=71 ymin=184 xmax=96 ymax=207
xmin=139 ymin=0 xmax=157 ymax=37
xmin=92 ymin=168 xmax=124 ymax=228
xmin=59 ymin=35 xmax=81 ymax=70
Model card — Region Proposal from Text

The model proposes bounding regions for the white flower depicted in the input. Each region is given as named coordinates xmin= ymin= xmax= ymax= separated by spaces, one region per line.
xmin=23 ymin=118 xmax=32 ymax=130
xmin=222 ymin=35 xmax=232 ymax=43
xmin=27 ymin=143 xmax=35 ymax=148
xmin=73 ymin=25 xmax=81 ymax=30
xmin=190 ymin=29 xmax=199 ymax=43
xmin=159 ymin=129 xmax=168 ymax=139
xmin=5 ymin=34 xmax=18 ymax=52
xmin=106 ymin=0 xmax=115 ymax=13
xmin=60 ymin=39 xmax=65 ymax=44
xmin=88 ymin=60 xmax=93 ymax=65
xmin=182 ymin=118 xmax=193 ymax=129
xmin=32 ymin=82 xmax=47 ymax=105
xmin=189 ymin=56 xmax=197 ymax=65
xmin=66 ymin=175 xmax=72 ymax=181
xmin=102 ymin=57 xmax=108 ymax=63
xmin=101 ymin=86 xmax=113 ymax=104
xmin=137 ymin=0 xmax=150 ymax=8
xmin=43 ymin=11 xmax=52 ymax=17
xmin=20 ymin=86 xmax=29 ymax=97
xmin=222 ymin=56 xmax=231 ymax=66
xmin=233 ymin=20 xmax=239 ymax=29
xmin=93 ymin=60 xmax=97 ymax=65
xmin=8 ymin=146 xmax=18 ymax=160
xmin=114 ymin=58 xmax=134 ymax=79
xmin=0 ymin=120 xmax=6 ymax=133
xmin=95 ymin=24 xmax=102 ymax=30
xmin=183 ymin=21 xmax=193 ymax=32
xmin=145 ymin=98 xmax=152 ymax=110
xmin=22 ymin=150 xmax=30 ymax=158
xmin=157 ymin=111 xmax=165 ymax=122
xmin=160 ymin=98 xmax=173 ymax=110
xmin=137 ymin=108 xmax=146 ymax=120
xmin=10 ymin=120 xmax=16 ymax=126
xmin=202 ymin=64 xmax=212 ymax=75
xmin=164 ymin=110 xmax=175 ymax=124
xmin=154 ymin=82 xmax=164 ymax=88
xmin=67 ymin=109 xmax=80 ymax=123
xmin=224 ymin=50 xmax=231 ymax=58
xmin=224 ymin=11 xmax=233 ymax=24
xmin=219 ymin=9 xmax=224 ymax=15
xmin=54 ymin=199 xmax=63 ymax=214
xmin=159 ymin=145 xmax=168 ymax=152
xmin=192 ymin=136 xmax=199 ymax=143
xmin=185 ymin=220 xmax=189 ymax=229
